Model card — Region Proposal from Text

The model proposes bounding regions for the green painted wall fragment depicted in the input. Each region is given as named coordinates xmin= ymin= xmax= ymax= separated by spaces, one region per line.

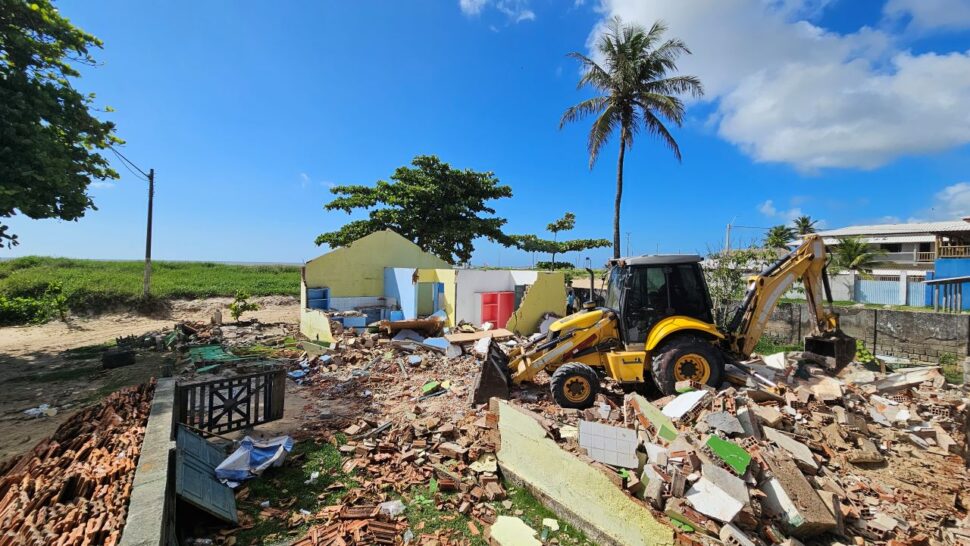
xmin=705 ymin=435 xmax=751 ymax=475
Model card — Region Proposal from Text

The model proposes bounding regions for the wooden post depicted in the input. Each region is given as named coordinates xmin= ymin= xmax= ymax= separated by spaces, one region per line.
xmin=143 ymin=168 xmax=154 ymax=298
xmin=934 ymin=285 xmax=939 ymax=312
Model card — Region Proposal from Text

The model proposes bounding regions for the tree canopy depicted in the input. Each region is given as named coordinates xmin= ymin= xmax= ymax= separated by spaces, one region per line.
xmin=764 ymin=225 xmax=796 ymax=249
xmin=830 ymin=236 xmax=886 ymax=275
xmin=793 ymin=215 xmax=817 ymax=235
xmin=0 ymin=0 xmax=120 ymax=248
xmin=510 ymin=212 xmax=609 ymax=269
xmin=561 ymin=17 xmax=703 ymax=258
xmin=316 ymin=155 xmax=514 ymax=264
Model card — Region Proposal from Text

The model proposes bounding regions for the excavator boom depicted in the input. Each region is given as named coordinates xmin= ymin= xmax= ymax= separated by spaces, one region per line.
xmin=725 ymin=234 xmax=855 ymax=371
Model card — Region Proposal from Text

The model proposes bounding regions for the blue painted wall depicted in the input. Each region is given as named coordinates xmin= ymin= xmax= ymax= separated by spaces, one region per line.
xmin=384 ymin=268 xmax=418 ymax=319
xmin=926 ymin=258 xmax=970 ymax=309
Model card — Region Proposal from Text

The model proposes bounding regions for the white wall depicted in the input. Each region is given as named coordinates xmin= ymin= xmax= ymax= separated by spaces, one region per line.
xmin=453 ymin=269 xmax=540 ymax=325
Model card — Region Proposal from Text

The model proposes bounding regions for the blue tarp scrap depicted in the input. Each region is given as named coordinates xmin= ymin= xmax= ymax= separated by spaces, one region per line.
xmin=215 ymin=435 xmax=294 ymax=486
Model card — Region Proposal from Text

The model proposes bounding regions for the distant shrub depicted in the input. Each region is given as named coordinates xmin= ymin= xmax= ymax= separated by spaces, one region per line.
xmin=536 ymin=261 xmax=574 ymax=270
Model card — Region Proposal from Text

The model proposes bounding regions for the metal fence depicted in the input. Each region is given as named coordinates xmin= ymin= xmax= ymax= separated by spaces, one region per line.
xmin=854 ymin=279 xmax=900 ymax=304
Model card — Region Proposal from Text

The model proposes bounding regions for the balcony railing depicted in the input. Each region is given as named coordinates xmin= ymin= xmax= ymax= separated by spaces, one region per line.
xmin=878 ymin=251 xmax=936 ymax=265
xmin=939 ymin=246 xmax=970 ymax=258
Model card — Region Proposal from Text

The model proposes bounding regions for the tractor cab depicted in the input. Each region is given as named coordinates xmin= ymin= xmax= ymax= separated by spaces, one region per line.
xmin=604 ymin=255 xmax=715 ymax=348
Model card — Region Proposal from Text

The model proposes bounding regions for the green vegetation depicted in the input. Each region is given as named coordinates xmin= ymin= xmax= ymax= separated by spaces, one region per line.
xmin=235 ymin=436 xmax=591 ymax=545
xmin=229 ymin=291 xmax=260 ymax=321
xmin=753 ymin=336 xmax=803 ymax=355
xmin=764 ymin=225 xmax=796 ymax=249
xmin=829 ymin=236 xmax=887 ymax=276
xmin=510 ymin=212 xmax=610 ymax=269
xmin=561 ymin=16 xmax=703 ymax=259
xmin=0 ymin=256 xmax=299 ymax=324
xmin=316 ymin=155 xmax=515 ymax=264
xmin=938 ymin=352 xmax=963 ymax=384
xmin=2 ymin=0 xmax=121 ymax=248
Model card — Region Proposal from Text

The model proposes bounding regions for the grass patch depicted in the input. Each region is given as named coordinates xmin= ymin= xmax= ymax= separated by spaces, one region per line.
xmin=236 ymin=439 xmax=356 ymax=545
xmin=0 ymin=256 xmax=299 ymax=324
xmin=938 ymin=352 xmax=964 ymax=384
xmin=753 ymin=336 xmax=804 ymax=355
xmin=9 ymin=361 xmax=100 ymax=383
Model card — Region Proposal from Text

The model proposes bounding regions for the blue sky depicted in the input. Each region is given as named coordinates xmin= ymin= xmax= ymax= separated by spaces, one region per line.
xmin=6 ymin=0 xmax=970 ymax=266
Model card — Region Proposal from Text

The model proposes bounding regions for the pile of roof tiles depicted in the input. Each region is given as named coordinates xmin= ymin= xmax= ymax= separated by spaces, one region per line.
xmin=0 ymin=381 xmax=155 ymax=546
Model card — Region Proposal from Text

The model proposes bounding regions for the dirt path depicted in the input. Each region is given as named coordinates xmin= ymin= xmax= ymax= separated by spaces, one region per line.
xmin=0 ymin=296 xmax=299 ymax=359
xmin=0 ymin=296 xmax=301 ymax=461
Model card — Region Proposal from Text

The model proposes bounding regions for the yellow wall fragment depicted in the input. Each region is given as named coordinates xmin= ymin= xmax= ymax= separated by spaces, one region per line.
xmin=505 ymin=272 xmax=566 ymax=335
xmin=299 ymin=277 xmax=335 ymax=343
xmin=303 ymin=230 xmax=449 ymax=297
xmin=416 ymin=268 xmax=457 ymax=326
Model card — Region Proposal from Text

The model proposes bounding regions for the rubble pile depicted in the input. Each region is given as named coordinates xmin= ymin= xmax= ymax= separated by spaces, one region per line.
xmin=243 ymin=318 xmax=970 ymax=546
xmin=0 ymin=382 xmax=156 ymax=546
xmin=557 ymin=357 xmax=970 ymax=546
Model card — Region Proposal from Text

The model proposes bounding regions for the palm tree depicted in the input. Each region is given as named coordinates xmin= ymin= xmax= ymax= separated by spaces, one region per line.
xmin=560 ymin=17 xmax=703 ymax=259
xmin=764 ymin=225 xmax=797 ymax=250
xmin=793 ymin=215 xmax=817 ymax=235
xmin=831 ymin=236 xmax=886 ymax=275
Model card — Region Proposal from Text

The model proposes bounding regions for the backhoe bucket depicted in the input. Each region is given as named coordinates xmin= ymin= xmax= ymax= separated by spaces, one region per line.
xmin=470 ymin=339 xmax=512 ymax=405
xmin=804 ymin=333 xmax=856 ymax=373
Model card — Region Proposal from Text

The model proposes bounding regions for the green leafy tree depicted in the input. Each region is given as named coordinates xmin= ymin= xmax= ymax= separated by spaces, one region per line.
xmin=793 ymin=215 xmax=818 ymax=235
xmin=704 ymin=246 xmax=776 ymax=326
xmin=561 ymin=237 xmax=611 ymax=266
xmin=1 ymin=0 xmax=121 ymax=248
xmin=316 ymin=155 xmax=514 ymax=264
xmin=830 ymin=236 xmax=886 ymax=276
xmin=560 ymin=17 xmax=703 ymax=259
xmin=546 ymin=212 xmax=576 ymax=265
xmin=764 ymin=225 xmax=797 ymax=249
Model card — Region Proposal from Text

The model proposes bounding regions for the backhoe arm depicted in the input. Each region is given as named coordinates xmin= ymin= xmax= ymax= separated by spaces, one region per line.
xmin=725 ymin=234 xmax=841 ymax=358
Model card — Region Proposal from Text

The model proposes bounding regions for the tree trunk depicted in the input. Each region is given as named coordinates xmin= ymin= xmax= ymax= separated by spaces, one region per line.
xmin=613 ymin=130 xmax=627 ymax=259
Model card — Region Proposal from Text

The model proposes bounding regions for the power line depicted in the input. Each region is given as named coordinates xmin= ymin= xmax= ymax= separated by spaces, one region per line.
xmin=108 ymin=146 xmax=149 ymax=181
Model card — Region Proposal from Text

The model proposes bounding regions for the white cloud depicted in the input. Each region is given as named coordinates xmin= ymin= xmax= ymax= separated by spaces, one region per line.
xmin=459 ymin=0 xmax=488 ymax=16
xmin=884 ymin=0 xmax=970 ymax=32
xmin=594 ymin=0 xmax=970 ymax=171
xmin=911 ymin=182 xmax=970 ymax=221
xmin=90 ymin=181 xmax=115 ymax=189
xmin=459 ymin=0 xmax=535 ymax=23
xmin=758 ymin=199 xmax=803 ymax=222
xmin=299 ymin=172 xmax=310 ymax=189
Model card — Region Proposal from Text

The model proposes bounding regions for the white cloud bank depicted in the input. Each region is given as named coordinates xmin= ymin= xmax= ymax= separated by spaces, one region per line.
xmin=884 ymin=0 xmax=970 ymax=32
xmin=595 ymin=0 xmax=970 ymax=171
xmin=758 ymin=199 xmax=803 ymax=222
xmin=459 ymin=0 xmax=535 ymax=23
xmin=910 ymin=182 xmax=970 ymax=221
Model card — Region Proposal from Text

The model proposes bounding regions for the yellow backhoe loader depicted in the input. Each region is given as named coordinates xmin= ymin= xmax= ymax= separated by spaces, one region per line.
xmin=472 ymin=234 xmax=855 ymax=408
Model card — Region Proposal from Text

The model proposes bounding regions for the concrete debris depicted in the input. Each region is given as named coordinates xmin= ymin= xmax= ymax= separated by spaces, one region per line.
xmin=578 ymin=420 xmax=639 ymax=469
xmin=161 ymin=309 xmax=970 ymax=546
xmin=487 ymin=516 xmax=541 ymax=546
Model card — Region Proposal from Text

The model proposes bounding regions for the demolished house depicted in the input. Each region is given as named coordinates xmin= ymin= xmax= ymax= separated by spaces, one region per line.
xmin=300 ymin=230 xmax=566 ymax=343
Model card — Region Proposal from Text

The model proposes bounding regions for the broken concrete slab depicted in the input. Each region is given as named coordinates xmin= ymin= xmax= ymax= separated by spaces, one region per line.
xmin=701 ymin=463 xmax=748 ymax=506
xmin=704 ymin=435 xmax=751 ymax=475
xmin=685 ymin=476 xmax=745 ymax=522
xmin=497 ymin=401 xmax=673 ymax=546
xmin=705 ymin=411 xmax=745 ymax=436
xmin=661 ymin=390 xmax=710 ymax=422
xmin=762 ymin=427 xmax=819 ymax=472
xmin=629 ymin=394 xmax=679 ymax=443
xmin=760 ymin=450 xmax=836 ymax=538
xmin=736 ymin=406 xmax=763 ymax=440
xmin=578 ymin=420 xmax=639 ymax=469
xmin=720 ymin=523 xmax=758 ymax=546
xmin=487 ymin=515 xmax=541 ymax=546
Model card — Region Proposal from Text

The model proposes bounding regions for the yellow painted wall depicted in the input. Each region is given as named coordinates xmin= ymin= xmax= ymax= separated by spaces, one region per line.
xmin=304 ymin=230 xmax=450 ymax=297
xmin=505 ymin=272 xmax=567 ymax=335
xmin=416 ymin=268 xmax=457 ymax=326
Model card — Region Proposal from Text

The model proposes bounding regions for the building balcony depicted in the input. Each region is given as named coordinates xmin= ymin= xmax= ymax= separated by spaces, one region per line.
xmin=938 ymin=246 xmax=970 ymax=258
xmin=878 ymin=251 xmax=936 ymax=265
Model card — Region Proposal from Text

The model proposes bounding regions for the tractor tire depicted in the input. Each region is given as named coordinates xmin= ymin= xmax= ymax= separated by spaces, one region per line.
xmin=550 ymin=363 xmax=599 ymax=409
xmin=651 ymin=336 xmax=724 ymax=396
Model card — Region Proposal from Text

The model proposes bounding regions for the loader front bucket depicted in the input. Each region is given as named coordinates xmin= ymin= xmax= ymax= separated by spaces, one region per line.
xmin=804 ymin=332 xmax=856 ymax=374
xmin=470 ymin=339 xmax=513 ymax=405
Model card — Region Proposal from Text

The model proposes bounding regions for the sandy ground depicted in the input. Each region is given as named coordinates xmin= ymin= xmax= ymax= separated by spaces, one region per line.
xmin=0 ymin=296 xmax=299 ymax=359
xmin=0 ymin=296 xmax=301 ymax=461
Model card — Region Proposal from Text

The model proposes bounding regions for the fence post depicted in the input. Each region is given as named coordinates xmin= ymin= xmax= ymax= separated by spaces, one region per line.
xmin=899 ymin=272 xmax=908 ymax=306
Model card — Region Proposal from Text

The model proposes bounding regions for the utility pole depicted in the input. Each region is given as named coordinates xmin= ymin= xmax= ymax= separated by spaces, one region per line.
xmin=626 ymin=232 xmax=631 ymax=257
xmin=724 ymin=222 xmax=732 ymax=253
xmin=143 ymin=168 xmax=154 ymax=298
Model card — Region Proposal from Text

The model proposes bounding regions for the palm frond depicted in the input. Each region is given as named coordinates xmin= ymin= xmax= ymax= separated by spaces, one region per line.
xmin=587 ymin=105 xmax=620 ymax=168
xmin=559 ymin=96 xmax=609 ymax=129
xmin=641 ymin=110 xmax=681 ymax=161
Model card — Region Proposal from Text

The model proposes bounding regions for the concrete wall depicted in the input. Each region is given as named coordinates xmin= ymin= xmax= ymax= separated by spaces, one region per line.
xmin=384 ymin=267 xmax=417 ymax=319
xmin=506 ymin=272 xmax=567 ymax=335
xmin=304 ymin=230 xmax=450 ymax=298
xmin=760 ymin=301 xmax=969 ymax=362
